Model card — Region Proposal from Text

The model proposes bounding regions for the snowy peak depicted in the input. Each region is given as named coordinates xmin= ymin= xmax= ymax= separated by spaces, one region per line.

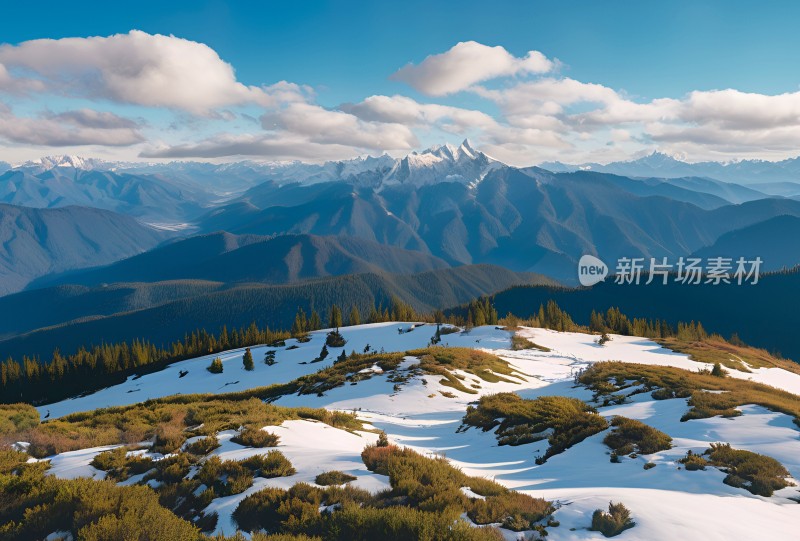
xmin=387 ymin=139 xmax=500 ymax=187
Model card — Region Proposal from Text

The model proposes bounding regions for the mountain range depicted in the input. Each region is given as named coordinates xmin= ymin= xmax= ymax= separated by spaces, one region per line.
xmin=4 ymin=142 xmax=800 ymax=358
xmin=542 ymin=151 xmax=800 ymax=190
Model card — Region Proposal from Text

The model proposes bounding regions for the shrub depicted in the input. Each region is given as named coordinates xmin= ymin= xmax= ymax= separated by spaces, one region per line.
xmin=463 ymin=393 xmax=608 ymax=462
xmin=603 ymin=416 xmax=672 ymax=455
xmin=679 ymin=450 xmax=708 ymax=471
xmin=231 ymin=426 xmax=280 ymax=447
xmin=590 ymin=501 xmax=635 ymax=537
xmin=207 ymin=357 xmax=223 ymax=373
xmin=240 ymin=450 xmax=296 ymax=478
xmin=152 ymin=424 xmax=188 ymax=454
xmin=185 ymin=435 xmax=220 ymax=456
xmin=643 ymin=462 xmax=656 ymax=470
xmin=511 ymin=335 xmax=550 ymax=352
xmin=711 ymin=362 xmax=726 ymax=377
xmin=706 ymin=443 xmax=792 ymax=496
xmin=315 ymin=470 xmax=357 ymax=485
xmin=197 ymin=456 xmax=254 ymax=496
xmin=468 ymin=491 xmax=554 ymax=531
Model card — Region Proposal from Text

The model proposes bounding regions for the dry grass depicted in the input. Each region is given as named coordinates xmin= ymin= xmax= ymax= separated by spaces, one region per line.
xmin=579 ymin=361 xmax=800 ymax=427
xmin=659 ymin=336 xmax=800 ymax=375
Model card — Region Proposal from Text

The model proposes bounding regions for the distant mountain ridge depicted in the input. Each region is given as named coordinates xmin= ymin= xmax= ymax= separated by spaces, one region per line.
xmin=33 ymin=232 xmax=452 ymax=289
xmin=541 ymin=151 xmax=800 ymax=187
xmin=0 ymin=264 xmax=552 ymax=359
xmin=0 ymin=204 xmax=169 ymax=295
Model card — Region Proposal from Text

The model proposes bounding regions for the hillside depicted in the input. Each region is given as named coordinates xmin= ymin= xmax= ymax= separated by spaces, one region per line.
xmin=491 ymin=270 xmax=800 ymax=361
xmin=0 ymin=265 xmax=550 ymax=359
xmin=0 ymin=204 xmax=169 ymax=295
xmin=4 ymin=323 xmax=799 ymax=540
xmin=32 ymin=232 xmax=450 ymax=289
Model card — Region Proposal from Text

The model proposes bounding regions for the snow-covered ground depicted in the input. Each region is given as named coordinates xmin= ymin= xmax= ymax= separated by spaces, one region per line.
xmin=37 ymin=324 xmax=800 ymax=540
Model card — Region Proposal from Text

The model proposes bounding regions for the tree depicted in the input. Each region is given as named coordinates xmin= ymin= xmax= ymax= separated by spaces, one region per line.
xmin=309 ymin=310 xmax=322 ymax=331
xmin=335 ymin=350 xmax=347 ymax=364
xmin=243 ymin=348 xmax=254 ymax=371
xmin=711 ymin=362 xmax=726 ymax=377
xmin=207 ymin=357 xmax=223 ymax=374
xmin=348 ymin=306 xmax=361 ymax=326
xmin=377 ymin=431 xmax=389 ymax=447
xmin=329 ymin=304 xmax=343 ymax=330
xmin=264 ymin=350 xmax=276 ymax=366
xmin=318 ymin=344 xmax=329 ymax=362
xmin=291 ymin=307 xmax=308 ymax=337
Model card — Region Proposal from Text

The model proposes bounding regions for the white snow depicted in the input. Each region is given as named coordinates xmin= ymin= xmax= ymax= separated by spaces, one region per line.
xmin=36 ymin=324 xmax=800 ymax=540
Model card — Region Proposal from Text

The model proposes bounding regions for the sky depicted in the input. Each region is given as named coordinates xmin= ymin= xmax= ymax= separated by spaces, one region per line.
xmin=1 ymin=0 xmax=800 ymax=165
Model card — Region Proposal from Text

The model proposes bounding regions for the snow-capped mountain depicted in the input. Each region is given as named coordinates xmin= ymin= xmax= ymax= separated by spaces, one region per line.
xmin=378 ymin=139 xmax=500 ymax=188
xmin=541 ymin=151 xmax=800 ymax=187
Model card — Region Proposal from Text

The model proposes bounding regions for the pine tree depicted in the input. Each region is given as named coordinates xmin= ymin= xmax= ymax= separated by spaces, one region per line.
xmin=291 ymin=307 xmax=308 ymax=337
xmin=335 ymin=350 xmax=347 ymax=364
xmin=329 ymin=304 xmax=343 ymax=330
xmin=243 ymin=348 xmax=254 ymax=371
xmin=309 ymin=310 xmax=321 ymax=331
xmin=207 ymin=357 xmax=223 ymax=374
xmin=348 ymin=306 xmax=361 ymax=326
xmin=711 ymin=362 xmax=725 ymax=377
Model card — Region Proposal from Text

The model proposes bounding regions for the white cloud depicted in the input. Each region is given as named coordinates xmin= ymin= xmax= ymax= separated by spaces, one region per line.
xmin=141 ymin=133 xmax=376 ymax=161
xmin=0 ymin=103 xmax=143 ymax=146
xmin=0 ymin=30 xmax=309 ymax=115
xmin=261 ymin=103 xmax=417 ymax=150
xmin=390 ymin=41 xmax=554 ymax=96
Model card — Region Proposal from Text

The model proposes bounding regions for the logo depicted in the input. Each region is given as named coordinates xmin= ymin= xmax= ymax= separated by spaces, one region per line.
xmin=578 ymin=255 xmax=608 ymax=286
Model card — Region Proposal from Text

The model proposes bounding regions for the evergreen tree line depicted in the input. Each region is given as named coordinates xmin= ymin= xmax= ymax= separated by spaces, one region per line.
xmin=1 ymin=293 xmax=722 ymax=407
xmin=0 ymin=323 xmax=289 ymax=405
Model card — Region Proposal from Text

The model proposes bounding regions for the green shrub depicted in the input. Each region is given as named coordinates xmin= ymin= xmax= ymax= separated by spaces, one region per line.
xmin=240 ymin=450 xmax=296 ymax=478
xmin=643 ymin=462 xmax=656 ymax=470
xmin=90 ymin=447 xmax=154 ymax=481
xmin=603 ymin=416 xmax=672 ymax=455
xmin=231 ymin=426 xmax=280 ymax=447
xmin=185 ymin=435 xmax=220 ymax=456
xmin=197 ymin=456 xmax=254 ymax=496
xmin=315 ymin=470 xmax=357 ymax=486
xmin=463 ymin=393 xmax=608 ymax=462
xmin=706 ymin=443 xmax=792 ymax=496
xmin=679 ymin=450 xmax=708 ymax=471
xmin=590 ymin=501 xmax=635 ymax=537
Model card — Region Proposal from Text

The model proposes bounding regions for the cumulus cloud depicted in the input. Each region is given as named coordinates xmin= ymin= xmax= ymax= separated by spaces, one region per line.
xmin=260 ymin=103 xmax=417 ymax=150
xmin=0 ymin=104 xmax=143 ymax=146
xmin=342 ymin=95 xmax=497 ymax=134
xmin=391 ymin=41 xmax=554 ymax=96
xmin=0 ymin=30 xmax=309 ymax=114
xmin=141 ymin=133 xmax=375 ymax=161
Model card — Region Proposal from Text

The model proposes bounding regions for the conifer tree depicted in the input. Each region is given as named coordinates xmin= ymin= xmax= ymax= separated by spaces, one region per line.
xmin=329 ymin=304 xmax=343 ymax=330
xmin=348 ymin=305 xmax=361 ymax=326
xmin=207 ymin=357 xmax=223 ymax=374
xmin=291 ymin=307 xmax=308 ymax=337
xmin=243 ymin=348 xmax=254 ymax=371
xmin=309 ymin=310 xmax=321 ymax=331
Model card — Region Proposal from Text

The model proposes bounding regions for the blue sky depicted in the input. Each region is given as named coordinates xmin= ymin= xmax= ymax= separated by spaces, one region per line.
xmin=1 ymin=0 xmax=799 ymax=164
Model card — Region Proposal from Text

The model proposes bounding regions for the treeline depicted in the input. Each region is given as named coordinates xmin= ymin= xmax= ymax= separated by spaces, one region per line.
xmin=0 ymin=293 xmax=736 ymax=407
xmin=0 ymin=323 xmax=289 ymax=405
xmin=0 ymin=296 xmax=433 ymax=406
xmin=290 ymin=296 xmax=420 ymax=336
xmin=501 ymin=300 xmax=713 ymax=343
